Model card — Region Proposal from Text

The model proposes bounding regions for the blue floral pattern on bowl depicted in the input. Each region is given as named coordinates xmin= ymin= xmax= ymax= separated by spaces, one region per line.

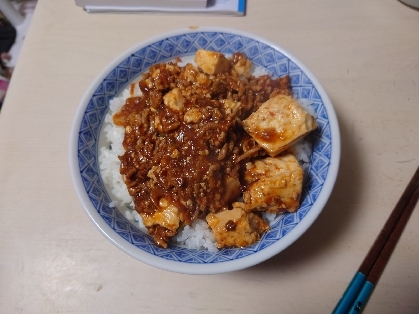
xmin=75 ymin=29 xmax=337 ymax=271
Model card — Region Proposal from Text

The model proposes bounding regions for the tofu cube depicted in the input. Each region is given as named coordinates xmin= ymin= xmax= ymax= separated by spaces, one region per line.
xmin=194 ymin=49 xmax=231 ymax=75
xmin=163 ymin=88 xmax=184 ymax=112
xmin=243 ymin=154 xmax=303 ymax=213
xmin=184 ymin=107 xmax=203 ymax=123
xmin=242 ymin=94 xmax=317 ymax=157
xmin=141 ymin=197 xmax=181 ymax=248
xmin=141 ymin=197 xmax=181 ymax=232
xmin=206 ymin=204 xmax=269 ymax=248
xmin=233 ymin=56 xmax=251 ymax=75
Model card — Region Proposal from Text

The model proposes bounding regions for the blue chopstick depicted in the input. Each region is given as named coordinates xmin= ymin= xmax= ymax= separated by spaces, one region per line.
xmin=332 ymin=165 xmax=419 ymax=314
xmin=332 ymin=273 xmax=375 ymax=314
xmin=332 ymin=272 xmax=366 ymax=313
xmin=347 ymin=280 xmax=374 ymax=314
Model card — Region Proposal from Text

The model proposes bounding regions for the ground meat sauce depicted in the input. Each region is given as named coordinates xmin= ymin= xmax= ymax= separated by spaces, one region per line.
xmin=113 ymin=52 xmax=292 ymax=247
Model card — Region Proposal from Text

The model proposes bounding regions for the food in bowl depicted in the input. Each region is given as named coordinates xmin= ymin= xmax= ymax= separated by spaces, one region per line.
xmin=99 ymin=49 xmax=317 ymax=251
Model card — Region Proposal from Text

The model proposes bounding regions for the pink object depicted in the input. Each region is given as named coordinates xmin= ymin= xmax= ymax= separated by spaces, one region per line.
xmin=0 ymin=78 xmax=9 ymax=103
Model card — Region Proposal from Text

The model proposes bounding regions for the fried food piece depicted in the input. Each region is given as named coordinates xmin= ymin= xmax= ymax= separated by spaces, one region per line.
xmin=206 ymin=204 xmax=269 ymax=248
xmin=194 ymin=49 xmax=231 ymax=75
xmin=243 ymin=154 xmax=303 ymax=213
xmin=242 ymin=94 xmax=317 ymax=157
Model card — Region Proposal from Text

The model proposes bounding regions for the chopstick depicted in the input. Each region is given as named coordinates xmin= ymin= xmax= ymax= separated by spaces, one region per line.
xmin=332 ymin=165 xmax=419 ymax=314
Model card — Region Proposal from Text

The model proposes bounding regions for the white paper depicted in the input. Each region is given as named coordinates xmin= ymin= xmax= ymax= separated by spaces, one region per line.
xmin=77 ymin=0 xmax=246 ymax=16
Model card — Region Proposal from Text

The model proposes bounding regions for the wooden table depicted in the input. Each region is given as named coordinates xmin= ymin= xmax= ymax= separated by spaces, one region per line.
xmin=1 ymin=1 xmax=418 ymax=313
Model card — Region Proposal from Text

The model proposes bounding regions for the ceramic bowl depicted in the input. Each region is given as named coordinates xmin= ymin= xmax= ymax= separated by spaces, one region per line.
xmin=69 ymin=27 xmax=340 ymax=274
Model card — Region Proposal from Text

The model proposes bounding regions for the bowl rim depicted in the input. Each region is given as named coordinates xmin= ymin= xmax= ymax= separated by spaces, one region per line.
xmin=69 ymin=26 xmax=341 ymax=274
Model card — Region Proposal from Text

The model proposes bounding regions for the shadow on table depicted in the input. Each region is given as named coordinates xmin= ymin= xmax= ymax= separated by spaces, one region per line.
xmin=242 ymin=97 xmax=363 ymax=273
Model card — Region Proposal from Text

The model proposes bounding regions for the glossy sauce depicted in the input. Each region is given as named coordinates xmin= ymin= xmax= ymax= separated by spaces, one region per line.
xmin=113 ymin=58 xmax=292 ymax=247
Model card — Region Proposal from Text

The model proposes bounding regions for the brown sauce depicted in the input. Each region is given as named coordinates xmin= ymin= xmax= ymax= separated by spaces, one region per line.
xmin=113 ymin=56 xmax=292 ymax=246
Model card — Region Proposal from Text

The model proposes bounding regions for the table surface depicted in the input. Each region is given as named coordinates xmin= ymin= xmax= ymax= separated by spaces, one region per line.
xmin=1 ymin=0 xmax=418 ymax=313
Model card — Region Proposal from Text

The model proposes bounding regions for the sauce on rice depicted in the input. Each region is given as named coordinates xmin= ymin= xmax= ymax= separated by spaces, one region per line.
xmin=111 ymin=50 xmax=314 ymax=248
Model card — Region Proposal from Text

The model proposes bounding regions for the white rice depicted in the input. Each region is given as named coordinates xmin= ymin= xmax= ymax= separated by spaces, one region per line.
xmin=99 ymin=86 xmax=138 ymax=208
xmin=98 ymin=67 xmax=315 ymax=251
xmin=173 ymin=219 xmax=219 ymax=252
xmin=252 ymin=66 xmax=270 ymax=77
xmin=298 ymin=98 xmax=317 ymax=117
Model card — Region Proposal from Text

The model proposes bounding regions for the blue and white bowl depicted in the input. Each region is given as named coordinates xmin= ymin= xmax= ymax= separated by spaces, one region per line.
xmin=69 ymin=27 xmax=340 ymax=274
